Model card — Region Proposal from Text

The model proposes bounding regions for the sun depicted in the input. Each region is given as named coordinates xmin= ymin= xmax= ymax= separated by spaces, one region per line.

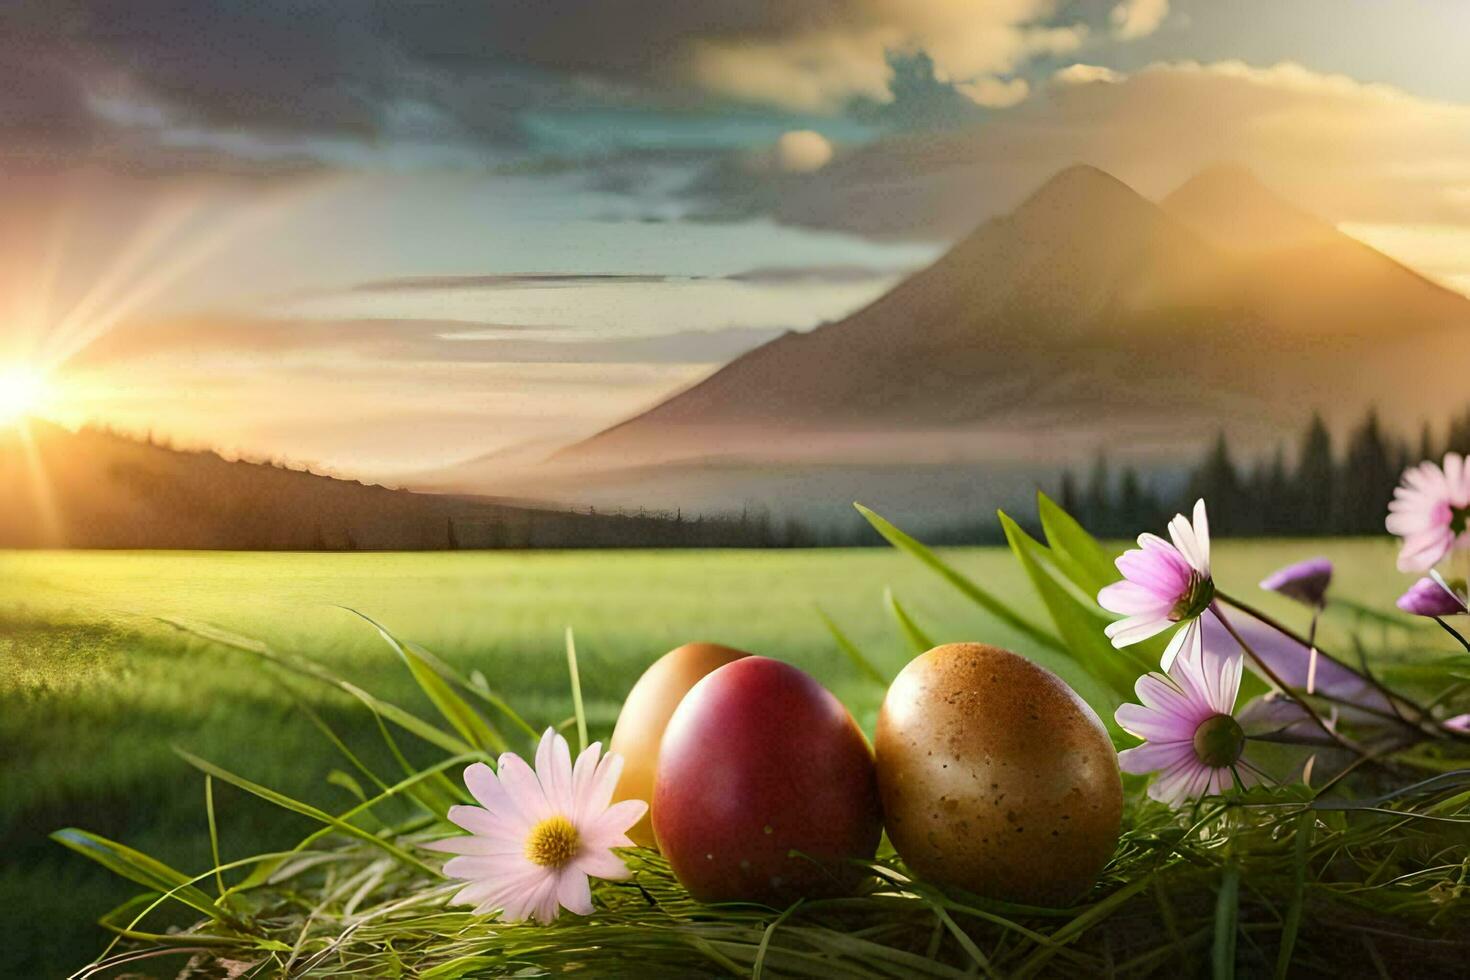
xmin=0 ymin=364 xmax=54 ymax=426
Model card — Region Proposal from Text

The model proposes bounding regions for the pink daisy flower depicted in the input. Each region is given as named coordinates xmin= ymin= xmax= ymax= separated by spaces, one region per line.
xmin=1386 ymin=452 xmax=1470 ymax=572
xmin=1115 ymin=642 xmax=1255 ymax=806
xmin=425 ymin=728 xmax=647 ymax=923
xmin=1099 ymin=498 xmax=1214 ymax=671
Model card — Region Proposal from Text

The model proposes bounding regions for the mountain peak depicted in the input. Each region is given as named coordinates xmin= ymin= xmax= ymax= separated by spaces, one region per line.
xmin=1162 ymin=164 xmax=1335 ymax=250
xmin=1017 ymin=164 xmax=1141 ymax=212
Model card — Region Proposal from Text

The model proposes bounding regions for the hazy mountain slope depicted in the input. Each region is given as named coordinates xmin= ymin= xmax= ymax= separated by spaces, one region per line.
xmin=1161 ymin=164 xmax=1338 ymax=251
xmin=0 ymin=422 xmax=759 ymax=549
xmin=544 ymin=164 xmax=1468 ymax=473
xmin=555 ymin=166 xmax=1222 ymax=463
xmin=1163 ymin=165 xmax=1470 ymax=334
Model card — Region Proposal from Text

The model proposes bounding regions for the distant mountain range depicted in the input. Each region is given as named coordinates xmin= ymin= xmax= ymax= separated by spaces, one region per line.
xmin=0 ymin=422 xmax=781 ymax=550
xmin=419 ymin=164 xmax=1469 ymax=524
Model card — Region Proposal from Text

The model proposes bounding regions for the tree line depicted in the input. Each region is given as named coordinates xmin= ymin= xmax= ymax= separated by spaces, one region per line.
xmin=1059 ymin=405 xmax=1470 ymax=539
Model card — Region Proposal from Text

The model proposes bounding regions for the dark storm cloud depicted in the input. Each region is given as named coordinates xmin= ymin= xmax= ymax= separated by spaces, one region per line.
xmin=0 ymin=0 xmax=595 ymax=172
xmin=0 ymin=0 xmax=840 ymax=165
xmin=0 ymin=0 xmax=1093 ymax=174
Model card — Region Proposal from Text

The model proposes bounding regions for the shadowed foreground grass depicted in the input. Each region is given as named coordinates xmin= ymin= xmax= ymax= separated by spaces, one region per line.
xmin=0 ymin=541 xmax=1435 ymax=974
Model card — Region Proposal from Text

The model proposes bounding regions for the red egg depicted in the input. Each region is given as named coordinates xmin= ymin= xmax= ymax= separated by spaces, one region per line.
xmin=652 ymin=656 xmax=883 ymax=905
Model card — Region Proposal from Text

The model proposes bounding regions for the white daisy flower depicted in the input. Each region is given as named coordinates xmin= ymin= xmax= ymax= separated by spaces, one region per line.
xmin=425 ymin=728 xmax=647 ymax=923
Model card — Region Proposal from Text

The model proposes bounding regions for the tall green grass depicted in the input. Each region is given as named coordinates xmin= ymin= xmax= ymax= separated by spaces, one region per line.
xmin=0 ymin=537 xmax=1453 ymax=975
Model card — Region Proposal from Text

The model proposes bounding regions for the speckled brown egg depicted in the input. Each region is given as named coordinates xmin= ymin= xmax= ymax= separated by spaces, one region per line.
xmin=609 ymin=642 xmax=750 ymax=847
xmin=874 ymin=643 xmax=1122 ymax=906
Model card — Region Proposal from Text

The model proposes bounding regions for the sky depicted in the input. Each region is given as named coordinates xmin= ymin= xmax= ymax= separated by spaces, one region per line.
xmin=3 ymin=0 xmax=1470 ymax=476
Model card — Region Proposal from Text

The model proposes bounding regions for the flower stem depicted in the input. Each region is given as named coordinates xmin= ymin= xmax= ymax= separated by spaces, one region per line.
xmin=1210 ymin=602 xmax=1365 ymax=758
xmin=1305 ymin=609 xmax=1320 ymax=696
xmin=1435 ymin=617 xmax=1470 ymax=654
xmin=1216 ymin=590 xmax=1433 ymax=723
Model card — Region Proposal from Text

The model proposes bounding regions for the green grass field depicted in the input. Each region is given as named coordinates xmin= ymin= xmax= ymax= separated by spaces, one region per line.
xmin=0 ymin=540 xmax=1415 ymax=975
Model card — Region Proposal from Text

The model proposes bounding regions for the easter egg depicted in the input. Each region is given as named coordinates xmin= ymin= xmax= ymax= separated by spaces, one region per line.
xmin=874 ymin=643 xmax=1122 ymax=906
xmin=652 ymin=657 xmax=883 ymax=905
xmin=609 ymin=643 xmax=750 ymax=847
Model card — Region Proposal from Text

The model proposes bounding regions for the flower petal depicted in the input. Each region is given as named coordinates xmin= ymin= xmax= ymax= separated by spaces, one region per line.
xmin=582 ymin=748 xmax=624 ymax=820
xmin=572 ymin=848 xmax=634 ymax=881
xmin=423 ymin=834 xmax=523 ymax=856
xmin=443 ymin=853 xmax=536 ymax=881
xmin=1159 ymin=619 xmax=1201 ymax=672
xmin=1116 ymin=702 xmax=1196 ymax=742
xmin=463 ymin=762 xmax=532 ymax=831
xmin=1117 ymin=739 xmax=1193 ymax=775
xmin=1190 ymin=499 xmax=1211 ymax=573
xmin=497 ymin=751 xmax=553 ymax=824
xmin=1167 ymin=509 xmax=1205 ymax=574
xmin=1147 ymin=755 xmax=1207 ymax=807
xmin=1105 ymin=614 xmax=1172 ymax=648
xmin=555 ymin=869 xmax=594 ymax=916
xmin=582 ymin=799 xmax=648 ymax=850
xmin=1098 ymin=580 xmax=1174 ymax=617
xmin=535 ymin=728 xmax=576 ymax=816
xmin=530 ymin=874 xmax=562 ymax=923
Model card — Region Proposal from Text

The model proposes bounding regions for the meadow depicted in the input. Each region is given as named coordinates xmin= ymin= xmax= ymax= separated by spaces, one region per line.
xmin=0 ymin=539 xmax=1420 ymax=975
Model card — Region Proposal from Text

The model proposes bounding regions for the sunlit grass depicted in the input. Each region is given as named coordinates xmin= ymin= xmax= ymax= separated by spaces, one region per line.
xmin=0 ymin=539 xmax=1444 ymax=974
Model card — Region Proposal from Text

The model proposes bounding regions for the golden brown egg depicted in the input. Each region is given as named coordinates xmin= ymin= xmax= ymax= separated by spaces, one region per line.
xmin=874 ymin=643 xmax=1122 ymax=906
xmin=609 ymin=642 xmax=749 ymax=847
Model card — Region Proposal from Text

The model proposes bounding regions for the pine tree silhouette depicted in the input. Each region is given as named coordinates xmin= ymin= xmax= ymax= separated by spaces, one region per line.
xmin=1189 ymin=433 xmax=1248 ymax=531
xmin=1116 ymin=466 xmax=1151 ymax=531
xmin=1416 ymin=422 xmax=1437 ymax=465
xmin=1338 ymin=408 xmax=1396 ymax=534
xmin=1059 ymin=470 xmax=1081 ymax=517
xmin=1295 ymin=413 xmax=1335 ymax=535
xmin=1085 ymin=453 xmax=1112 ymax=533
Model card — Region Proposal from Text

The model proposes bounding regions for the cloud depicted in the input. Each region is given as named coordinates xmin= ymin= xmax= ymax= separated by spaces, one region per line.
xmin=677 ymin=3 xmax=1089 ymax=113
xmin=0 ymin=0 xmax=1116 ymax=173
xmin=0 ymin=0 xmax=603 ymax=175
xmin=1052 ymin=64 xmax=1127 ymax=86
xmin=687 ymin=59 xmax=1470 ymax=249
xmin=1110 ymin=0 xmax=1170 ymax=40
xmin=775 ymin=131 xmax=834 ymax=173
xmin=725 ymin=264 xmax=914 ymax=284
xmin=956 ymin=77 xmax=1031 ymax=108
xmin=351 ymin=274 xmax=677 ymax=293
xmin=71 ymin=315 xmax=783 ymax=366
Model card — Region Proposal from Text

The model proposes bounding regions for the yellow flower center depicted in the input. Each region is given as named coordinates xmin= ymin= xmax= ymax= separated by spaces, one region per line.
xmin=525 ymin=815 xmax=580 ymax=868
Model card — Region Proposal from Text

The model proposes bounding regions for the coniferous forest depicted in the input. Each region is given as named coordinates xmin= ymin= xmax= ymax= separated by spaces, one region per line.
xmin=1058 ymin=405 xmax=1470 ymax=540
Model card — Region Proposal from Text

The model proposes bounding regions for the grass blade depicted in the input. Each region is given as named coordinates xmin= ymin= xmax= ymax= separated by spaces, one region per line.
xmin=343 ymin=607 xmax=508 ymax=754
xmin=855 ymin=503 xmax=1062 ymax=653
xmin=999 ymin=511 xmax=1146 ymax=701
xmin=885 ymin=587 xmax=935 ymax=654
xmin=204 ymin=776 xmax=226 ymax=900
xmin=406 ymin=639 xmax=539 ymax=741
xmin=1275 ymin=814 xmax=1310 ymax=979
xmin=175 ymin=749 xmax=439 ymax=876
xmin=1036 ymin=491 xmax=1120 ymax=598
xmin=816 ymin=606 xmax=890 ymax=686
xmin=51 ymin=829 xmax=232 ymax=925
xmin=1213 ymin=863 xmax=1239 ymax=980
xmin=160 ymin=616 xmax=474 ymax=756
xmin=753 ymin=899 xmax=803 ymax=979
xmin=566 ymin=626 xmax=588 ymax=754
